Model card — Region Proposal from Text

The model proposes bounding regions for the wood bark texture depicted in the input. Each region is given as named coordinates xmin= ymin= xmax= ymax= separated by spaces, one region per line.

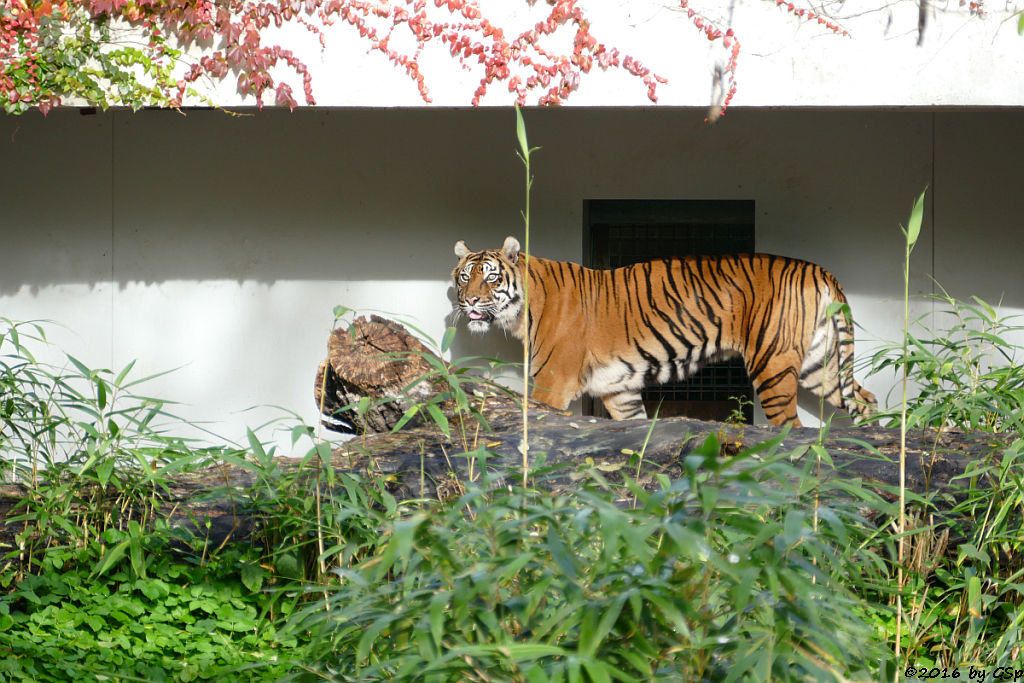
xmin=0 ymin=317 xmax=1006 ymax=553
xmin=314 ymin=314 xmax=453 ymax=434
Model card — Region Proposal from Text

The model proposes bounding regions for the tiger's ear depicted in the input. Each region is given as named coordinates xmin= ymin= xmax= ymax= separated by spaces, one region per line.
xmin=502 ymin=236 xmax=521 ymax=264
xmin=454 ymin=240 xmax=470 ymax=258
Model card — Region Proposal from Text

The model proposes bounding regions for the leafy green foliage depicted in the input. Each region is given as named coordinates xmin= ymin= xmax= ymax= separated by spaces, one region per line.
xmin=0 ymin=1 xmax=183 ymax=114
xmin=5 ymin=289 xmax=1024 ymax=682
xmin=281 ymin=433 xmax=893 ymax=682
xmin=0 ymin=317 xmax=310 ymax=679
xmin=887 ymin=438 xmax=1024 ymax=671
xmin=0 ymin=540 xmax=298 ymax=681
xmin=0 ymin=528 xmax=303 ymax=683
xmin=869 ymin=294 xmax=1024 ymax=433
xmin=0 ymin=317 xmax=230 ymax=573
xmin=239 ymin=423 xmax=403 ymax=585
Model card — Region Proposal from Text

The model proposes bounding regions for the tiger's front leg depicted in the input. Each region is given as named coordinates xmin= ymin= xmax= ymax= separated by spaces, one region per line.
xmin=529 ymin=384 xmax=575 ymax=412
xmin=601 ymin=391 xmax=648 ymax=420
xmin=528 ymin=364 xmax=580 ymax=413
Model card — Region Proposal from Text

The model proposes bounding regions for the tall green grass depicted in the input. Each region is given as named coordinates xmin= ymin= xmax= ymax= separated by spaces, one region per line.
xmin=870 ymin=293 xmax=1024 ymax=435
xmin=0 ymin=318 xmax=228 ymax=573
xmin=4 ymin=181 xmax=1024 ymax=681
xmin=0 ymin=318 xmax=306 ymax=680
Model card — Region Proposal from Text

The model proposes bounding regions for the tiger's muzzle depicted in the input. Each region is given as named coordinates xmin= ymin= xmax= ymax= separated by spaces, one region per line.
xmin=462 ymin=303 xmax=495 ymax=332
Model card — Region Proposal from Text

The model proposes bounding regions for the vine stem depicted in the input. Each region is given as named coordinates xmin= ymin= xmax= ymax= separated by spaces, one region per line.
xmin=515 ymin=105 xmax=533 ymax=488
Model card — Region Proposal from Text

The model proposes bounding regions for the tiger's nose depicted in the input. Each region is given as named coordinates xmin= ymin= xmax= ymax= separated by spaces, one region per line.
xmin=466 ymin=296 xmax=479 ymax=305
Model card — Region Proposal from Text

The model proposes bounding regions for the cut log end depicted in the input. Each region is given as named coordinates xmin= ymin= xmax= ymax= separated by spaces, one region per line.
xmin=314 ymin=315 xmax=451 ymax=434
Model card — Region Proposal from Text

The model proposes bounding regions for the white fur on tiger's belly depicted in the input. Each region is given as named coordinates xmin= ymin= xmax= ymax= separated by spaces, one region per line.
xmin=583 ymin=347 xmax=740 ymax=401
xmin=584 ymin=360 xmax=646 ymax=399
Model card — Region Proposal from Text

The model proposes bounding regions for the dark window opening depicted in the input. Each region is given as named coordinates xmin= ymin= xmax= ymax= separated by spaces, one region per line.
xmin=583 ymin=200 xmax=756 ymax=423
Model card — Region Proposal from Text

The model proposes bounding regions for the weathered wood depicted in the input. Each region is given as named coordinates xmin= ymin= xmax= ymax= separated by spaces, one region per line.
xmin=314 ymin=314 xmax=453 ymax=434
xmin=0 ymin=317 xmax=1006 ymax=552
xmin=332 ymin=409 xmax=1000 ymax=505
xmin=0 ymin=410 xmax=1003 ymax=553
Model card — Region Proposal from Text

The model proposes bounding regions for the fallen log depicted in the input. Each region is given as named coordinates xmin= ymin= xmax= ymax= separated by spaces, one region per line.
xmin=308 ymin=314 xmax=999 ymax=502
xmin=0 ymin=412 xmax=1003 ymax=553
xmin=0 ymin=317 xmax=1008 ymax=553
xmin=0 ymin=409 xmax=1007 ymax=552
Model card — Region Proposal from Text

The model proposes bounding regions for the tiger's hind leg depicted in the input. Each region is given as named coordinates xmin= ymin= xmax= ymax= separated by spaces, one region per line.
xmin=799 ymin=368 xmax=877 ymax=423
xmin=799 ymin=306 xmax=878 ymax=423
xmin=749 ymin=358 xmax=803 ymax=427
xmin=848 ymin=383 xmax=877 ymax=421
xmin=601 ymin=391 xmax=648 ymax=420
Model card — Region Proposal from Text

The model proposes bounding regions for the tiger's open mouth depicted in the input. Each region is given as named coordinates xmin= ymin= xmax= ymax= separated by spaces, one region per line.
xmin=463 ymin=306 xmax=494 ymax=332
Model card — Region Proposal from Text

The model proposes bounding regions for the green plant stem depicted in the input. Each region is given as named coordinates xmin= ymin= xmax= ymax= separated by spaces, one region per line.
xmin=516 ymin=105 xmax=533 ymax=488
xmin=521 ymin=170 xmax=530 ymax=489
xmin=895 ymin=189 xmax=925 ymax=672
xmin=896 ymin=236 xmax=909 ymax=671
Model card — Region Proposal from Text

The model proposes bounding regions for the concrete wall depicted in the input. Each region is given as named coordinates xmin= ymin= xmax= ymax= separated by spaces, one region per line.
xmin=1 ymin=107 xmax=1022 ymax=451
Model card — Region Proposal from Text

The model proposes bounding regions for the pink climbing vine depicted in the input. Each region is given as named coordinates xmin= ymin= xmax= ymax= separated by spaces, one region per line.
xmin=0 ymin=0 xmax=666 ymax=114
xmin=334 ymin=0 xmax=666 ymax=106
xmin=679 ymin=0 xmax=849 ymax=121
xmin=0 ymin=0 xmax=991 ymax=116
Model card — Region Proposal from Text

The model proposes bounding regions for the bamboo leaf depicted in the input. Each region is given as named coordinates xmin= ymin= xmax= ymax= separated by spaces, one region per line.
xmin=93 ymin=539 xmax=130 ymax=577
xmin=905 ymin=188 xmax=927 ymax=247
xmin=425 ymin=402 xmax=450 ymax=438
xmin=128 ymin=519 xmax=145 ymax=578
xmin=580 ymin=658 xmax=613 ymax=683
xmin=114 ymin=359 xmax=137 ymax=387
xmin=66 ymin=354 xmax=94 ymax=379
xmin=391 ymin=404 xmax=420 ymax=433
xmin=515 ymin=105 xmax=529 ymax=158
xmin=357 ymin=614 xmax=393 ymax=663
xmin=968 ymin=574 xmax=982 ymax=618
xmin=429 ymin=591 xmax=447 ymax=649
xmin=441 ymin=326 xmax=456 ymax=354
xmin=96 ymin=457 xmax=114 ymax=488
xmin=95 ymin=375 xmax=107 ymax=410
xmin=589 ymin=594 xmax=626 ymax=657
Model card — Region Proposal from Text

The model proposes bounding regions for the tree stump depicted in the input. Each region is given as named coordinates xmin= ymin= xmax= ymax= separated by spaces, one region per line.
xmin=314 ymin=315 xmax=453 ymax=434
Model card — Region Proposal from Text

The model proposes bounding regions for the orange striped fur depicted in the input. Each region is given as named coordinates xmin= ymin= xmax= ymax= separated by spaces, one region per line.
xmin=452 ymin=236 xmax=876 ymax=426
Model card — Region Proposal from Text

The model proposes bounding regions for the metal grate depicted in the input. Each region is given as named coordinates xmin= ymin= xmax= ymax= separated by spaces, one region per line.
xmin=583 ymin=200 xmax=756 ymax=422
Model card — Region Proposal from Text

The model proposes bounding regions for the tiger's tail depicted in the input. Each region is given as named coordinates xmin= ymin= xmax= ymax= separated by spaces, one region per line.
xmin=799 ymin=281 xmax=877 ymax=422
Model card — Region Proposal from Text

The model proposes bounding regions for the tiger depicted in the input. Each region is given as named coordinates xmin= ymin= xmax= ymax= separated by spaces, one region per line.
xmin=451 ymin=236 xmax=877 ymax=426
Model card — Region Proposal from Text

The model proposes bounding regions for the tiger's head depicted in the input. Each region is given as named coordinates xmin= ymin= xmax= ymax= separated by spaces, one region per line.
xmin=451 ymin=236 xmax=523 ymax=334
